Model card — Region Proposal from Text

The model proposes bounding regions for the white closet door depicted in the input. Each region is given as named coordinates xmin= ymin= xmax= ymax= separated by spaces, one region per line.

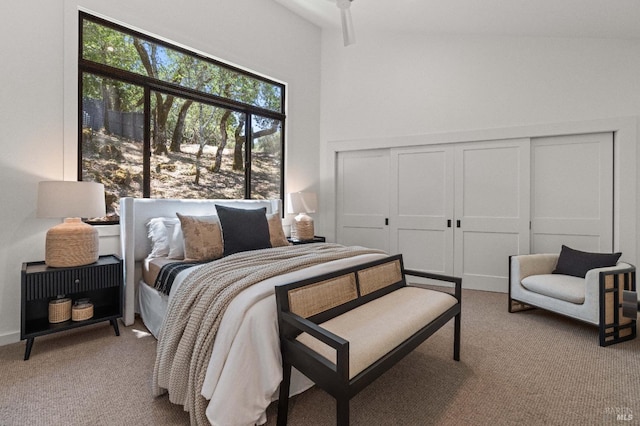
xmin=454 ymin=139 xmax=531 ymax=292
xmin=531 ymin=133 xmax=613 ymax=253
xmin=389 ymin=146 xmax=455 ymax=275
xmin=336 ymin=149 xmax=390 ymax=252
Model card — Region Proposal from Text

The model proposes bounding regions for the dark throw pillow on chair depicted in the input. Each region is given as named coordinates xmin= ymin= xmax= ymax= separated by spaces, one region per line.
xmin=552 ymin=245 xmax=621 ymax=278
xmin=215 ymin=205 xmax=272 ymax=256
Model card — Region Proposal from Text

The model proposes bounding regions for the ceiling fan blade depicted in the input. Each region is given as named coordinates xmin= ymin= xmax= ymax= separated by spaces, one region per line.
xmin=336 ymin=0 xmax=355 ymax=46
xmin=340 ymin=7 xmax=356 ymax=46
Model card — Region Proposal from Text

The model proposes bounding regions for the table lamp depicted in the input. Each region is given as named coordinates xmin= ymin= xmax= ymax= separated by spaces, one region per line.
xmin=37 ymin=181 xmax=106 ymax=267
xmin=286 ymin=192 xmax=317 ymax=241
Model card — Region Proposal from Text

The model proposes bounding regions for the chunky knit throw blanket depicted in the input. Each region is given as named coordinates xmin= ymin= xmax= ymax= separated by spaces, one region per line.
xmin=152 ymin=243 xmax=383 ymax=425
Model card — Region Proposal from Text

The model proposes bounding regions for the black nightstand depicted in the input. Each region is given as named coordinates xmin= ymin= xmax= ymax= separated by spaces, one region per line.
xmin=20 ymin=254 xmax=123 ymax=360
xmin=288 ymin=236 xmax=326 ymax=245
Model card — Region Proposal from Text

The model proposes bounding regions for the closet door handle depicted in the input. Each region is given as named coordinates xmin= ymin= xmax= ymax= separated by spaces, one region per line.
xmin=447 ymin=219 xmax=452 ymax=228
xmin=456 ymin=220 xmax=461 ymax=228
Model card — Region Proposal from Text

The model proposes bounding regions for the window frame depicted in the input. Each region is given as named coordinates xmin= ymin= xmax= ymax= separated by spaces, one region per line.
xmin=77 ymin=12 xmax=286 ymax=222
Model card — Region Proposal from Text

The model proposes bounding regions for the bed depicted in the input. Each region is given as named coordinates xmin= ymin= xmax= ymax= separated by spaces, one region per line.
xmin=119 ymin=197 xmax=386 ymax=425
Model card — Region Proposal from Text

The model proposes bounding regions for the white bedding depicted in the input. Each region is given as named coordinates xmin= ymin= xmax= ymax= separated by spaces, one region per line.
xmin=138 ymin=281 xmax=169 ymax=337
xmin=151 ymin=251 xmax=387 ymax=426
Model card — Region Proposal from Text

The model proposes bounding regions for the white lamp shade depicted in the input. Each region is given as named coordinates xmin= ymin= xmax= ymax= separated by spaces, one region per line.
xmin=37 ymin=181 xmax=106 ymax=219
xmin=286 ymin=192 xmax=318 ymax=214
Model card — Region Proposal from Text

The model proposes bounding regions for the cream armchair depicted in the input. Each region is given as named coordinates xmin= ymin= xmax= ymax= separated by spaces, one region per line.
xmin=509 ymin=252 xmax=637 ymax=346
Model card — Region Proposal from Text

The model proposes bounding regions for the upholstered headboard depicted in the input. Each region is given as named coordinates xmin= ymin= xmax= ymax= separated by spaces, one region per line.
xmin=119 ymin=197 xmax=282 ymax=326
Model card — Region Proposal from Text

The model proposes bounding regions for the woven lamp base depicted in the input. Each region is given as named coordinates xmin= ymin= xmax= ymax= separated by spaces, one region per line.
xmin=45 ymin=218 xmax=99 ymax=268
xmin=291 ymin=213 xmax=315 ymax=241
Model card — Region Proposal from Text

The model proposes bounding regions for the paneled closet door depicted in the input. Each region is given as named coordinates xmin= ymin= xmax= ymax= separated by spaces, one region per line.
xmin=389 ymin=146 xmax=455 ymax=275
xmin=454 ymin=139 xmax=531 ymax=292
xmin=530 ymin=133 xmax=613 ymax=253
xmin=336 ymin=149 xmax=390 ymax=252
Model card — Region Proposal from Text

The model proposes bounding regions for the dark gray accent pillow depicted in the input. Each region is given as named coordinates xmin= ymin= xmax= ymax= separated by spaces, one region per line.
xmin=552 ymin=245 xmax=621 ymax=278
xmin=215 ymin=205 xmax=271 ymax=256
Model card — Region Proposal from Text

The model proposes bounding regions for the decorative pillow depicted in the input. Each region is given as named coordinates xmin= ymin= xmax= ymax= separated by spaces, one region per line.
xmin=267 ymin=213 xmax=291 ymax=248
xmin=215 ymin=205 xmax=272 ymax=256
xmin=146 ymin=217 xmax=179 ymax=258
xmin=552 ymin=245 xmax=621 ymax=278
xmin=176 ymin=213 xmax=223 ymax=261
xmin=166 ymin=222 xmax=185 ymax=259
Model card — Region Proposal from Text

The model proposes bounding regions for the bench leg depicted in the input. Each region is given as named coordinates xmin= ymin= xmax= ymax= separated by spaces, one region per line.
xmin=454 ymin=312 xmax=461 ymax=361
xmin=277 ymin=361 xmax=292 ymax=426
xmin=337 ymin=397 xmax=349 ymax=426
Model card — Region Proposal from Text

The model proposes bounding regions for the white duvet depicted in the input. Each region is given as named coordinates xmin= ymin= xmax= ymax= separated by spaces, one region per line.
xmin=165 ymin=252 xmax=387 ymax=426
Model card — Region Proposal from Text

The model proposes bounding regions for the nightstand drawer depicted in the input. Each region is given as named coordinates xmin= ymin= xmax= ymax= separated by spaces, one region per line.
xmin=23 ymin=258 xmax=122 ymax=301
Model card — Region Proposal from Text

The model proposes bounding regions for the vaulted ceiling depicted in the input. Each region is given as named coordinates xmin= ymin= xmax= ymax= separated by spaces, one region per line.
xmin=273 ymin=0 xmax=640 ymax=39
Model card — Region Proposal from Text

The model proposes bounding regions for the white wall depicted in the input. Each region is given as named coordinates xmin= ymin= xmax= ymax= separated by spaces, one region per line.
xmin=318 ymin=30 xmax=640 ymax=266
xmin=0 ymin=0 xmax=320 ymax=344
xmin=320 ymin=31 xmax=640 ymax=140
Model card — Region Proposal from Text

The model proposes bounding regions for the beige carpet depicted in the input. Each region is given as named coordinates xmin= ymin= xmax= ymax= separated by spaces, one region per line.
xmin=0 ymin=289 xmax=637 ymax=426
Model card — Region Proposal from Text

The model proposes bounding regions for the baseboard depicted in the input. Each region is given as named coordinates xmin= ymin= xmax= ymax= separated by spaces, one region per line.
xmin=0 ymin=330 xmax=20 ymax=347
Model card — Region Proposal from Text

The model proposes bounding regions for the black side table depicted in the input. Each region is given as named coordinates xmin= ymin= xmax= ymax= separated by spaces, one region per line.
xmin=288 ymin=236 xmax=326 ymax=245
xmin=21 ymin=254 xmax=123 ymax=360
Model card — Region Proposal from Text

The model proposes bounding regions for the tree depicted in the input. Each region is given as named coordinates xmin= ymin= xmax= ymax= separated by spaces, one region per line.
xmin=195 ymin=103 xmax=217 ymax=184
xmin=233 ymin=121 xmax=245 ymax=171
xmin=170 ymin=100 xmax=192 ymax=152
xmin=82 ymin=21 xmax=141 ymax=136
xmin=212 ymin=110 xmax=233 ymax=173
xmin=133 ymin=39 xmax=176 ymax=155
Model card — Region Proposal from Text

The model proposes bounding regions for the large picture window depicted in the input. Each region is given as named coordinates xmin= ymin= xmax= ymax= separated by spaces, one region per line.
xmin=79 ymin=12 xmax=285 ymax=221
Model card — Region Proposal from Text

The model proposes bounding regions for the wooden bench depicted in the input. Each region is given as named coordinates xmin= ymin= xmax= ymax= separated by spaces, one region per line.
xmin=275 ymin=254 xmax=462 ymax=426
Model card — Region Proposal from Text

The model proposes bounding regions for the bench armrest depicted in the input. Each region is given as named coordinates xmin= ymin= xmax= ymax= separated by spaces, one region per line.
xmin=404 ymin=269 xmax=463 ymax=301
xmin=280 ymin=310 xmax=350 ymax=378
xmin=280 ymin=311 xmax=348 ymax=349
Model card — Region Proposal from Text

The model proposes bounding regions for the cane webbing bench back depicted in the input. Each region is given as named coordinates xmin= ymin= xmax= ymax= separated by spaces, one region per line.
xmin=357 ymin=259 xmax=403 ymax=296
xmin=288 ymin=273 xmax=358 ymax=319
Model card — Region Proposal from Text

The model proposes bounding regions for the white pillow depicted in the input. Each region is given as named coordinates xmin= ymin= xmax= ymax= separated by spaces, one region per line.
xmin=146 ymin=217 xmax=179 ymax=258
xmin=167 ymin=221 xmax=185 ymax=259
